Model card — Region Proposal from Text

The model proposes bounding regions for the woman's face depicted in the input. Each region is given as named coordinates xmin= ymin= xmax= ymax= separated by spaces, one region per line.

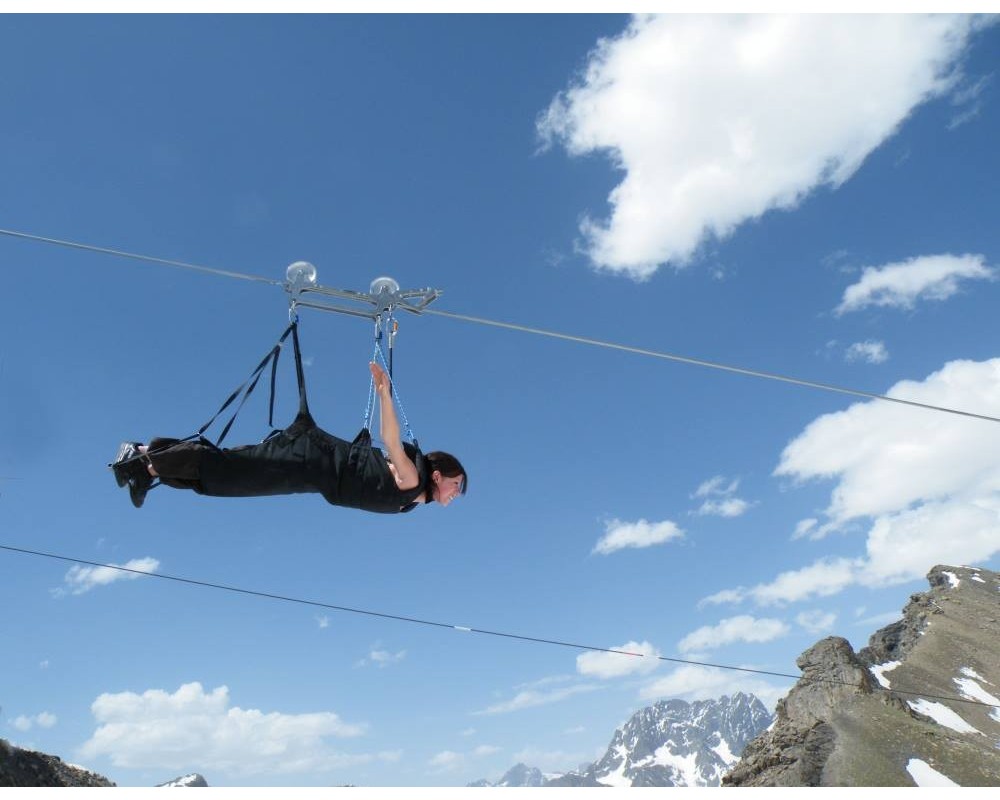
xmin=431 ymin=472 xmax=464 ymax=506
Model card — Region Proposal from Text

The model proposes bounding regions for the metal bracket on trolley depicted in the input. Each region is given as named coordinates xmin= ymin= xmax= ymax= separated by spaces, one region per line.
xmin=284 ymin=261 xmax=441 ymax=321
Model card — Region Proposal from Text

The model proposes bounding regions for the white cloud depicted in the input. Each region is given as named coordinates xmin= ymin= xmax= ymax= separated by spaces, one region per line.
xmin=748 ymin=558 xmax=861 ymax=607
xmin=592 ymin=517 xmax=683 ymax=555
xmin=540 ymin=15 xmax=981 ymax=278
xmin=845 ymin=340 xmax=889 ymax=364
xmin=696 ymin=497 xmax=752 ymax=518
xmin=475 ymin=683 xmax=602 ymax=716
xmin=56 ymin=557 xmax=159 ymax=597
xmin=949 ymin=73 xmax=992 ymax=129
xmin=693 ymin=475 xmax=739 ymax=498
xmin=836 ymin=254 xmax=994 ymax=315
xmin=697 ymin=588 xmax=747 ymax=608
xmin=576 ymin=640 xmax=661 ymax=679
xmin=691 ymin=474 xmax=753 ymax=517
xmin=13 ymin=712 xmax=57 ymax=731
xmin=776 ymin=358 xmax=1000 ymax=524
xmin=796 ymin=610 xmax=838 ymax=635
xmin=639 ymin=665 xmax=788 ymax=710
xmin=678 ymin=615 xmax=790 ymax=653
xmin=78 ymin=682 xmax=368 ymax=777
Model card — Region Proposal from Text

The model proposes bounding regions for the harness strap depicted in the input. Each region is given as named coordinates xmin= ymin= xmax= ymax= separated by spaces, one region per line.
xmin=195 ymin=322 xmax=297 ymax=448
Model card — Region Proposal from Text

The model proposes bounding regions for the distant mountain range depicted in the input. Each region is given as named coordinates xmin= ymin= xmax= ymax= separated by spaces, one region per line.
xmin=470 ymin=692 xmax=773 ymax=787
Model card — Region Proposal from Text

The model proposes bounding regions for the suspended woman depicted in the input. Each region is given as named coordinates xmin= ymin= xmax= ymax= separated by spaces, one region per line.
xmin=111 ymin=328 xmax=466 ymax=513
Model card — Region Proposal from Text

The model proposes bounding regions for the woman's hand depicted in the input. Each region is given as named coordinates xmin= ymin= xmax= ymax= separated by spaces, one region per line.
xmin=370 ymin=362 xmax=391 ymax=395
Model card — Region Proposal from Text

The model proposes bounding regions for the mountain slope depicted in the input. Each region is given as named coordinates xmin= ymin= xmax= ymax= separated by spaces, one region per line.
xmin=725 ymin=564 xmax=1000 ymax=787
xmin=0 ymin=739 xmax=114 ymax=787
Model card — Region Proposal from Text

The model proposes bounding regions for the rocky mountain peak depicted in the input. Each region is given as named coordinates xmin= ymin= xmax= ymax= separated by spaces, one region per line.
xmin=725 ymin=564 xmax=1000 ymax=787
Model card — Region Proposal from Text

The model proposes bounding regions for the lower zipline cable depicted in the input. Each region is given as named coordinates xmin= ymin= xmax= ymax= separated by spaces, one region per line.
xmin=2 ymin=542 xmax=996 ymax=712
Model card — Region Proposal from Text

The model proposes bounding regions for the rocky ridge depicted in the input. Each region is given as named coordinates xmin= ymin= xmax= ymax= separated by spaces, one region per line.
xmin=724 ymin=564 xmax=1000 ymax=787
xmin=0 ymin=738 xmax=115 ymax=787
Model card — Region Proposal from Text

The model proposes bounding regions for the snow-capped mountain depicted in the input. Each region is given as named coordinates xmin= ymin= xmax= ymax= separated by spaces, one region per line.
xmin=471 ymin=692 xmax=773 ymax=788
xmin=590 ymin=692 xmax=772 ymax=786
xmin=157 ymin=773 xmax=209 ymax=787
xmin=468 ymin=763 xmax=545 ymax=787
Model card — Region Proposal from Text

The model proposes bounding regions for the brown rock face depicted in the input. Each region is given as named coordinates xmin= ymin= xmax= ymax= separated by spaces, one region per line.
xmin=724 ymin=565 xmax=1000 ymax=787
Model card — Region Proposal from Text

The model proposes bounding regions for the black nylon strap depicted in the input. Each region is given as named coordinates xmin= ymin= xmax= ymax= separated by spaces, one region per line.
xmin=195 ymin=323 xmax=296 ymax=447
xmin=291 ymin=321 xmax=310 ymax=417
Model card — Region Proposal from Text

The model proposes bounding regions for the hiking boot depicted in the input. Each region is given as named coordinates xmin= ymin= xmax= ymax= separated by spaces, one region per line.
xmin=111 ymin=442 xmax=142 ymax=487
xmin=128 ymin=471 xmax=153 ymax=509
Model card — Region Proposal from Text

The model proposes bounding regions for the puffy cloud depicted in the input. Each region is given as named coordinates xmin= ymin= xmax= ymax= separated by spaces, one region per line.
xmin=746 ymin=558 xmax=861 ymax=607
xmin=78 ymin=682 xmax=369 ymax=776
xmin=776 ymin=359 xmax=1000 ymax=524
xmin=845 ymin=340 xmax=889 ymax=364
xmin=576 ymin=640 xmax=661 ymax=678
xmin=678 ymin=615 xmax=790 ymax=653
xmin=54 ymin=557 xmax=159 ymax=597
xmin=836 ymin=254 xmax=994 ymax=315
xmin=592 ymin=518 xmax=683 ymax=555
xmin=540 ymin=15 xmax=982 ymax=278
xmin=717 ymin=358 xmax=1000 ymax=607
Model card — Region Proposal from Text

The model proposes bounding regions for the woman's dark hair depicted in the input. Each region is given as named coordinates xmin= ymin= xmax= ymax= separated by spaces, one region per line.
xmin=425 ymin=451 xmax=467 ymax=496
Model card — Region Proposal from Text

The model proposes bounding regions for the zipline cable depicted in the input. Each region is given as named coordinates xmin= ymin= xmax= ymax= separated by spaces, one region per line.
xmin=2 ymin=542 xmax=997 ymax=712
xmin=3 ymin=226 xmax=998 ymax=423
xmin=421 ymin=309 xmax=1000 ymax=424
xmin=0 ymin=228 xmax=1000 ymax=422
xmin=0 ymin=227 xmax=283 ymax=287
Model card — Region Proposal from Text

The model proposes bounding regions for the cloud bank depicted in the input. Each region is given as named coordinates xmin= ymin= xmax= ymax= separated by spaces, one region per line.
xmin=78 ymin=682 xmax=372 ymax=777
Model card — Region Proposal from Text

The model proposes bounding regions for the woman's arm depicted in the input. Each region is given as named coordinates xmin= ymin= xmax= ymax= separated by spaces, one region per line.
xmin=369 ymin=362 xmax=420 ymax=490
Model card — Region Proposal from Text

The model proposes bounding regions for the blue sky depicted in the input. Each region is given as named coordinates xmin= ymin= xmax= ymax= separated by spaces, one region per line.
xmin=1 ymin=13 xmax=999 ymax=788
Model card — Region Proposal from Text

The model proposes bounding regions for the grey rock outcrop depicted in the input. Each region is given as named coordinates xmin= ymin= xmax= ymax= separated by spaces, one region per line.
xmin=724 ymin=565 xmax=1000 ymax=787
xmin=0 ymin=738 xmax=115 ymax=787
